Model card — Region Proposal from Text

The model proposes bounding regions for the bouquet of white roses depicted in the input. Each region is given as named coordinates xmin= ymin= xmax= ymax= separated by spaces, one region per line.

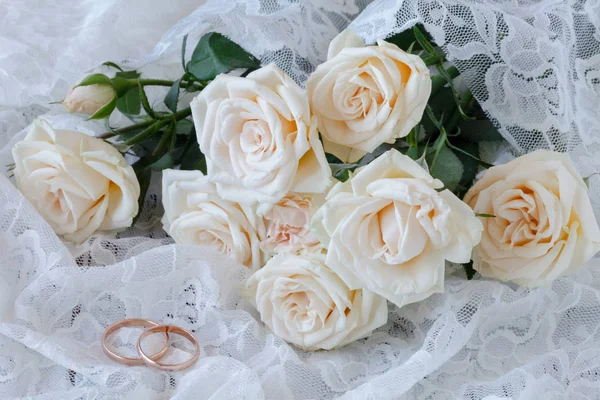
xmin=10 ymin=26 xmax=600 ymax=351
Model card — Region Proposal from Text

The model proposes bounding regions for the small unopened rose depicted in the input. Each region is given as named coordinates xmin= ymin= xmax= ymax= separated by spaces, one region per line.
xmin=12 ymin=120 xmax=140 ymax=243
xmin=245 ymin=252 xmax=388 ymax=350
xmin=63 ymin=83 xmax=116 ymax=116
xmin=465 ymin=150 xmax=600 ymax=287
xmin=307 ymin=30 xmax=431 ymax=162
xmin=258 ymin=192 xmax=323 ymax=255
xmin=161 ymin=169 xmax=265 ymax=269
xmin=313 ymin=149 xmax=482 ymax=308
xmin=191 ymin=64 xmax=331 ymax=205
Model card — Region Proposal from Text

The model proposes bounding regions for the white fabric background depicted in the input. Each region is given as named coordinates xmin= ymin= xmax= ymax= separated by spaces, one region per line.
xmin=1 ymin=0 xmax=600 ymax=399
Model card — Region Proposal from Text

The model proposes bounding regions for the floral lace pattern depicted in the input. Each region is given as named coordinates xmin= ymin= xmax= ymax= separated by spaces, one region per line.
xmin=1 ymin=0 xmax=600 ymax=398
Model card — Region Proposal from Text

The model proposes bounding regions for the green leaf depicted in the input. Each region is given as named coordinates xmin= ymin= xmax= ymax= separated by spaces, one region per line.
xmin=445 ymin=140 xmax=494 ymax=169
xmin=453 ymin=140 xmax=479 ymax=192
xmin=430 ymin=67 xmax=460 ymax=98
xmin=176 ymin=125 xmax=197 ymax=158
xmin=476 ymin=213 xmax=496 ymax=218
xmin=138 ymin=81 xmax=158 ymax=119
xmin=406 ymin=145 xmax=423 ymax=161
xmin=386 ymin=29 xmax=419 ymax=51
xmin=169 ymin=121 xmax=178 ymax=152
xmin=425 ymin=105 xmax=446 ymax=134
xmin=407 ymin=126 xmax=418 ymax=147
xmin=421 ymin=88 xmax=455 ymax=138
xmin=358 ymin=143 xmax=395 ymax=167
xmin=413 ymin=25 xmax=437 ymax=56
xmin=406 ymin=146 xmax=418 ymax=160
xmin=458 ymin=120 xmax=504 ymax=142
xmin=330 ymin=163 xmax=358 ymax=181
xmin=115 ymin=70 xmax=141 ymax=79
xmin=180 ymin=143 xmax=206 ymax=173
xmin=463 ymin=261 xmax=476 ymax=280
xmin=164 ymin=79 xmax=181 ymax=113
xmin=116 ymin=88 xmax=141 ymax=115
xmin=102 ymin=61 xmax=124 ymax=72
xmin=132 ymin=162 xmax=152 ymax=225
xmin=176 ymin=119 xmax=194 ymax=136
xmin=334 ymin=169 xmax=351 ymax=182
xmin=181 ymin=34 xmax=188 ymax=69
xmin=87 ymin=95 xmax=117 ymax=120
xmin=151 ymin=153 xmax=177 ymax=170
xmin=325 ymin=153 xmax=344 ymax=164
xmin=436 ymin=62 xmax=474 ymax=120
xmin=427 ymin=137 xmax=463 ymax=192
xmin=77 ymin=73 xmax=113 ymax=87
xmin=186 ymin=32 xmax=260 ymax=81
xmin=386 ymin=24 xmax=435 ymax=52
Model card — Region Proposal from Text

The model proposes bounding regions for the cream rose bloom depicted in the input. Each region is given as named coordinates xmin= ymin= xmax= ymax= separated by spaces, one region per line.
xmin=63 ymin=83 xmax=116 ymax=116
xmin=245 ymin=252 xmax=388 ymax=350
xmin=191 ymin=64 xmax=331 ymax=205
xmin=161 ymin=169 xmax=264 ymax=270
xmin=257 ymin=192 xmax=324 ymax=255
xmin=12 ymin=120 xmax=140 ymax=243
xmin=307 ymin=30 xmax=431 ymax=162
xmin=313 ymin=149 xmax=482 ymax=308
xmin=464 ymin=150 xmax=600 ymax=287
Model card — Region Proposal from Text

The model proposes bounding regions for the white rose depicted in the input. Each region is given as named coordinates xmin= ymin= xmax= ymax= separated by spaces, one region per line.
xmin=63 ymin=83 xmax=116 ymax=116
xmin=307 ymin=30 xmax=431 ymax=163
xmin=313 ymin=149 xmax=482 ymax=308
xmin=191 ymin=64 xmax=331 ymax=205
xmin=11 ymin=120 xmax=139 ymax=243
xmin=245 ymin=252 xmax=388 ymax=350
xmin=257 ymin=192 xmax=324 ymax=255
xmin=161 ymin=169 xmax=264 ymax=270
xmin=464 ymin=150 xmax=600 ymax=287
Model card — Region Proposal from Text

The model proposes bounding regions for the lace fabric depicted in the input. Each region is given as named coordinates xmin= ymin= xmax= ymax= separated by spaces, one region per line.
xmin=1 ymin=0 xmax=600 ymax=398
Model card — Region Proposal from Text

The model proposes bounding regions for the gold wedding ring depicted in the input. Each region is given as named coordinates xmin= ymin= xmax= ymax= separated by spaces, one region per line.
xmin=102 ymin=319 xmax=199 ymax=371
xmin=137 ymin=325 xmax=200 ymax=371
xmin=102 ymin=318 xmax=170 ymax=366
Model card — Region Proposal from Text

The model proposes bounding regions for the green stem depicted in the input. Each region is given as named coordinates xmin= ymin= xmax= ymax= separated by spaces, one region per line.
xmin=153 ymin=120 xmax=174 ymax=156
xmin=182 ymin=80 xmax=205 ymax=92
xmin=429 ymin=130 xmax=446 ymax=170
xmin=445 ymin=140 xmax=494 ymax=169
xmin=446 ymin=91 xmax=474 ymax=134
xmin=475 ymin=213 xmax=496 ymax=218
xmin=125 ymin=121 xmax=163 ymax=146
xmin=98 ymin=106 xmax=192 ymax=139
xmin=174 ymin=106 xmax=192 ymax=120
xmin=430 ymin=66 xmax=459 ymax=97
xmin=423 ymin=55 xmax=443 ymax=66
xmin=98 ymin=120 xmax=153 ymax=139
xmin=138 ymin=79 xmax=175 ymax=87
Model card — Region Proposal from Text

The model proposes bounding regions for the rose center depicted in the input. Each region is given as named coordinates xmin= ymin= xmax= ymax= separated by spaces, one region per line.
xmin=333 ymin=67 xmax=387 ymax=121
xmin=365 ymin=201 xmax=429 ymax=264
xmin=196 ymin=230 xmax=230 ymax=255
xmin=490 ymin=185 xmax=561 ymax=247
xmin=240 ymin=119 xmax=273 ymax=159
xmin=274 ymin=278 xmax=334 ymax=333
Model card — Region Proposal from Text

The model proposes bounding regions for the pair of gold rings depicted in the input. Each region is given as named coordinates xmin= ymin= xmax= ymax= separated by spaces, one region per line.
xmin=102 ymin=319 xmax=200 ymax=371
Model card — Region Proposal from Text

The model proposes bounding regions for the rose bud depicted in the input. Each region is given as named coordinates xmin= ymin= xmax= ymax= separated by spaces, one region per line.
xmin=63 ymin=82 xmax=116 ymax=116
